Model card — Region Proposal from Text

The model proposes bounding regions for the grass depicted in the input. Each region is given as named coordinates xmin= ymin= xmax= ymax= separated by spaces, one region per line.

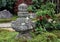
xmin=50 ymin=30 xmax=60 ymax=39
xmin=0 ymin=16 xmax=18 ymax=23
xmin=0 ymin=29 xmax=18 ymax=42
xmin=0 ymin=29 xmax=60 ymax=42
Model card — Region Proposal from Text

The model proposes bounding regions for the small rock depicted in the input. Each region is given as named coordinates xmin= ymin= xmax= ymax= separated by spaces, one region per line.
xmin=0 ymin=10 xmax=12 ymax=18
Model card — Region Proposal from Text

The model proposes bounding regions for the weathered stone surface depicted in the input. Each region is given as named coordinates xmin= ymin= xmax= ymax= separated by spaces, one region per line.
xmin=12 ymin=17 xmax=35 ymax=32
xmin=18 ymin=12 xmax=29 ymax=17
xmin=18 ymin=3 xmax=28 ymax=12
xmin=18 ymin=3 xmax=29 ymax=17
xmin=0 ymin=10 xmax=12 ymax=18
xmin=29 ymin=13 xmax=36 ymax=19
xmin=15 ymin=31 xmax=32 ymax=39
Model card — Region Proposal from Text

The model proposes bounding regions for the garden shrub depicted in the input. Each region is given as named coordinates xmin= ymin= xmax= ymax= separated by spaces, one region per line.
xmin=28 ymin=0 xmax=60 ymax=33
xmin=35 ymin=17 xmax=60 ymax=33
xmin=28 ymin=0 xmax=56 ymax=13
xmin=27 ymin=5 xmax=33 ymax=12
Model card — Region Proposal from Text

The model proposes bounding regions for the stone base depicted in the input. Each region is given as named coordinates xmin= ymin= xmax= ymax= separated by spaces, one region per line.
xmin=15 ymin=31 xmax=32 ymax=39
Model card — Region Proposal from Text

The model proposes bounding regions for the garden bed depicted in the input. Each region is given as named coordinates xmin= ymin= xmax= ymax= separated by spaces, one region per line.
xmin=0 ymin=29 xmax=60 ymax=42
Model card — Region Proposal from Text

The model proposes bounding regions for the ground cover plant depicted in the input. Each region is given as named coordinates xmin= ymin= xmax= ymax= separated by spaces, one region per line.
xmin=0 ymin=16 xmax=18 ymax=23
xmin=0 ymin=29 xmax=60 ymax=42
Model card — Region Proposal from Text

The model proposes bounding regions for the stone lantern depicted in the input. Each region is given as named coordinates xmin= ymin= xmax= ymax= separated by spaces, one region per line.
xmin=18 ymin=3 xmax=29 ymax=17
xmin=11 ymin=3 xmax=35 ymax=39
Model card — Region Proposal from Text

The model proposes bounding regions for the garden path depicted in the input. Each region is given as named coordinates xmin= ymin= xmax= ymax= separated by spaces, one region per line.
xmin=0 ymin=22 xmax=15 ymax=31
xmin=0 ymin=23 xmax=11 ymax=28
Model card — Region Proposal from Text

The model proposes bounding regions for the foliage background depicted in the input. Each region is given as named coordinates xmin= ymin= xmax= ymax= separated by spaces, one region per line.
xmin=0 ymin=0 xmax=16 ymax=14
